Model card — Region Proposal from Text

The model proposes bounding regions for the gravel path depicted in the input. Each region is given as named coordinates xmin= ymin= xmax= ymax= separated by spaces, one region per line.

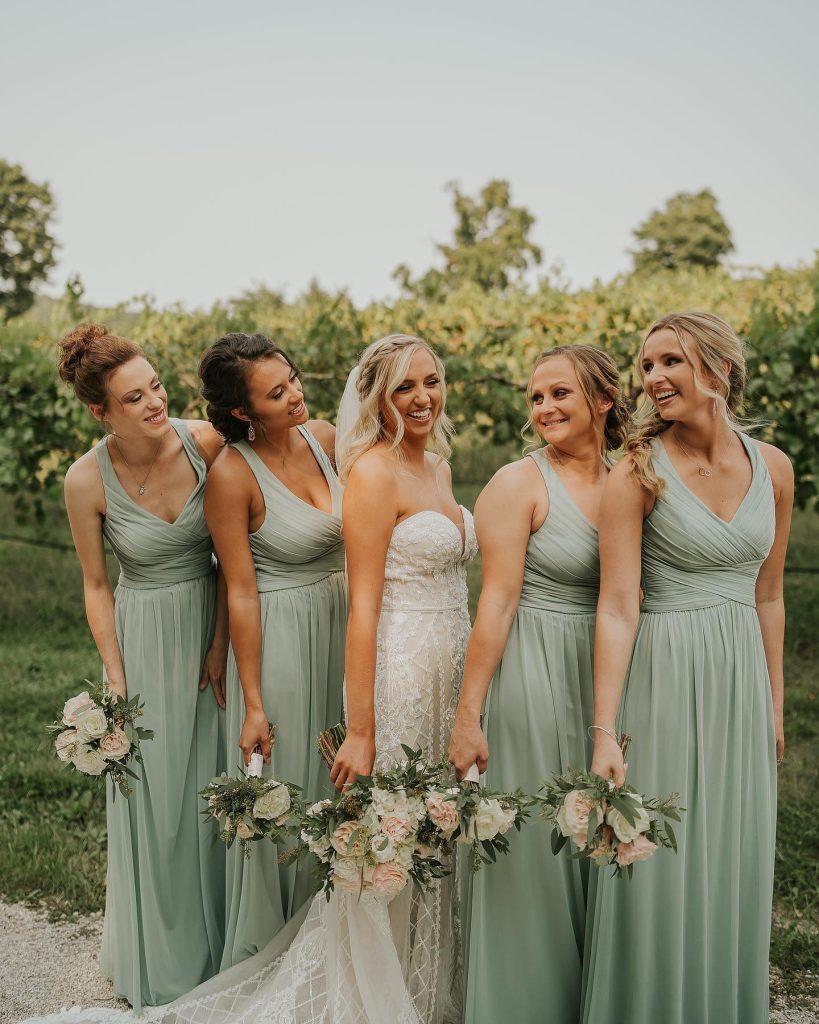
xmin=1 ymin=900 xmax=816 ymax=1023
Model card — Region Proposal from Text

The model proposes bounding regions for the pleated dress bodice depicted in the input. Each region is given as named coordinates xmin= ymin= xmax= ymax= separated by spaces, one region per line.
xmin=467 ymin=449 xmax=601 ymax=1024
xmin=96 ymin=420 xmax=214 ymax=589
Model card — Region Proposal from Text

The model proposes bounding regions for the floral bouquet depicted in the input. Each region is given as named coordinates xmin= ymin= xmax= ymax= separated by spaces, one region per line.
xmin=536 ymin=736 xmax=684 ymax=878
xmin=201 ymin=724 xmax=301 ymax=857
xmin=49 ymin=682 xmax=154 ymax=799
xmin=298 ymin=725 xmax=532 ymax=899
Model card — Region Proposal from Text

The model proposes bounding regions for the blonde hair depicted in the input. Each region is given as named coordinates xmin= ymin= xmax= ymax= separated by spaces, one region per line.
xmin=626 ymin=311 xmax=748 ymax=496
xmin=523 ymin=344 xmax=629 ymax=454
xmin=338 ymin=334 xmax=453 ymax=482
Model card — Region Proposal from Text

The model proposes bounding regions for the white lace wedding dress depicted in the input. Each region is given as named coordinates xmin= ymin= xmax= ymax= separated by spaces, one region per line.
xmin=29 ymin=508 xmax=477 ymax=1024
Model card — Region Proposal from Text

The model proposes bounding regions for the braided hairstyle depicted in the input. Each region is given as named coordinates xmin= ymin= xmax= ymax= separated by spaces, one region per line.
xmin=198 ymin=333 xmax=300 ymax=442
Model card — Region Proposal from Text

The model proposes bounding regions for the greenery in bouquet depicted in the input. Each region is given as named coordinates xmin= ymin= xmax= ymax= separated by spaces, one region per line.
xmin=48 ymin=681 xmax=154 ymax=799
xmin=537 ymin=758 xmax=685 ymax=879
xmin=200 ymin=771 xmax=302 ymax=858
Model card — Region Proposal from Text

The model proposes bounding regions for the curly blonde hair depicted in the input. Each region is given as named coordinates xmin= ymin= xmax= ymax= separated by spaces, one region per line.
xmin=522 ymin=344 xmax=629 ymax=455
xmin=626 ymin=311 xmax=748 ymax=496
xmin=337 ymin=334 xmax=453 ymax=482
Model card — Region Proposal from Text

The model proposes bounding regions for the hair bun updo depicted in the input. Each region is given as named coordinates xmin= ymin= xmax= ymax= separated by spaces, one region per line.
xmin=56 ymin=323 xmax=143 ymax=407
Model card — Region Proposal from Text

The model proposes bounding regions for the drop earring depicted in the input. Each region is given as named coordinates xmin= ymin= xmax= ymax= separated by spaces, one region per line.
xmin=248 ymin=422 xmax=256 ymax=442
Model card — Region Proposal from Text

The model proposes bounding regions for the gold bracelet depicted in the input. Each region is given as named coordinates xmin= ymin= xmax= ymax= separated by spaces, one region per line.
xmin=588 ymin=725 xmax=619 ymax=744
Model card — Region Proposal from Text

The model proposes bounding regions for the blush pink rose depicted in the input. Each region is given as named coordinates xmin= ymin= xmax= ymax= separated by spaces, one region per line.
xmin=331 ymin=820 xmax=367 ymax=856
xmin=62 ymin=692 xmax=96 ymax=727
xmin=371 ymin=862 xmax=409 ymax=896
xmin=426 ymin=793 xmax=460 ymax=836
xmin=99 ymin=728 xmax=131 ymax=761
xmin=381 ymin=815 xmax=413 ymax=842
xmin=556 ymin=790 xmax=598 ymax=850
xmin=615 ymin=834 xmax=657 ymax=866
xmin=55 ymin=729 xmax=80 ymax=762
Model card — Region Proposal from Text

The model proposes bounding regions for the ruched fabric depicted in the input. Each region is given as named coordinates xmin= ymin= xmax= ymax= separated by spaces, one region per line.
xmin=221 ymin=426 xmax=347 ymax=970
xmin=465 ymin=450 xmax=598 ymax=1024
xmin=95 ymin=421 xmax=226 ymax=1011
xmin=581 ymin=433 xmax=777 ymax=1024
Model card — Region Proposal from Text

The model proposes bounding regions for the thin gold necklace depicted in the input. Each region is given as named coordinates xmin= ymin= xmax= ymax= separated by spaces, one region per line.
xmin=672 ymin=430 xmax=716 ymax=479
xmin=112 ymin=434 xmax=165 ymax=496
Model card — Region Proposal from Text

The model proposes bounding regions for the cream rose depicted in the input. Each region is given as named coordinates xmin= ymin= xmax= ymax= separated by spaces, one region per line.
xmin=371 ymin=862 xmax=409 ymax=896
xmin=381 ymin=815 xmax=414 ymax=842
xmin=301 ymin=831 xmax=332 ymax=862
xmin=331 ymin=820 xmax=368 ymax=857
xmin=615 ymin=834 xmax=657 ymax=866
xmin=62 ymin=692 xmax=95 ymax=727
xmin=473 ymin=799 xmax=516 ymax=842
xmin=253 ymin=783 xmax=291 ymax=820
xmin=426 ymin=793 xmax=460 ymax=836
xmin=75 ymin=707 xmax=109 ymax=742
xmin=333 ymin=857 xmax=372 ymax=893
xmin=371 ymin=834 xmax=396 ymax=863
xmin=236 ymin=821 xmax=255 ymax=840
xmin=72 ymin=744 xmax=108 ymax=776
xmin=308 ymin=799 xmax=332 ymax=816
xmin=556 ymin=790 xmax=598 ymax=849
xmin=55 ymin=729 xmax=81 ymax=762
xmin=99 ymin=728 xmax=131 ymax=761
xmin=606 ymin=794 xmax=651 ymax=843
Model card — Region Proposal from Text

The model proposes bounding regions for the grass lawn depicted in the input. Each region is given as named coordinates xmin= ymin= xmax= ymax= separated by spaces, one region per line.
xmin=1 ymin=474 xmax=816 ymax=995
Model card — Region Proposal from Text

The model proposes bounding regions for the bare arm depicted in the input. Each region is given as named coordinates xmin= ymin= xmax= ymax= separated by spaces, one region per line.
xmin=64 ymin=456 xmax=126 ymax=700
xmin=448 ymin=463 xmax=540 ymax=778
xmin=590 ymin=459 xmax=649 ymax=786
xmin=330 ymin=456 xmax=398 ymax=790
xmin=199 ymin=565 xmax=228 ymax=709
xmin=205 ymin=451 xmax=269 ymax=763
xmin=754 ymin=443 xmax=794 ymax=764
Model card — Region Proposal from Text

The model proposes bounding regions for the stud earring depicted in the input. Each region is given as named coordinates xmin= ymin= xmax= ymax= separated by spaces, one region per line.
xmin=248 ymin=423 xmax=256 ymax=442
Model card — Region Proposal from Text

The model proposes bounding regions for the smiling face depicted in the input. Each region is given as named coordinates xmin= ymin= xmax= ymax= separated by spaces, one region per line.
xmin=235 ymin=353 xmax=308 ymax=436
xmin=530 ymin=355 xmax=602 ymax=447
xmin=97 ymin=356 xmax=170 ymax=438
xmin=640 ymin=328 xmax=707 ymax=422
xmin=383 ymin=347 xmax=442 ymax=442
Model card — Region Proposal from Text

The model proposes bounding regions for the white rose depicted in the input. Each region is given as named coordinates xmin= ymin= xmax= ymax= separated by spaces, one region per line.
xmin=308 ymin=799 xmax=332 ymax=816
xmin=333 ymin=856 xmax=373 ymax=893
xmin=301 ymin=830 xmax=332 ymax=862
xmin=72 ymin=744 xmax=108 ymax=776
xmin=75 ymin=707 xmax=109 ymax=742
xmin=62 ymin=692 xmax=95 ymax=727
xmin=253 ymin=783 xmax=291 ymax=820
xmin=99 ymin=728 xmax=131 ymax=761
xmin=393 ymin=843 xmax=415 ymax=870
xmin=605 ymin=794 xmax=651 ymax=843
xmin=371 ymin=787 xmax=397 ymax=818
xmin=473 ymin=799 xmax=515 ymax=841
xmin=371 ymin=834 xmax=396 ymax=863
xmin=55 ymin=729 xmax=81 ymax=762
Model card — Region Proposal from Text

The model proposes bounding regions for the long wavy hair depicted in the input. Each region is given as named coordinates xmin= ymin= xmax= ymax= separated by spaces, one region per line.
xmin=522 ymin=344 xmax=629 ymax=455
xmin=337 ymin=334 xmax=453 ymax=482
xmin=626 ymin=311 xmax=749 ymax=496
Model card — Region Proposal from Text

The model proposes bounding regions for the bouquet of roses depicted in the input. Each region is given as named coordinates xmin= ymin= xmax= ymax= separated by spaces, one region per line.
xmin=294 ymin=726 xmax=531 ymax=899
xmin=49 ymin=682 xmax=154 ymax=799
xmin=201 ymin=726 xmax=301 ymax=857
xmin=536 ymin=737 xmax=684 ymax=878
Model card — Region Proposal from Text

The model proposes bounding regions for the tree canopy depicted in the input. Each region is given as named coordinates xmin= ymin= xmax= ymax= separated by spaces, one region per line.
xmin=0 ymin=160 xmax=57 ymax=320
xmin=630 ymin=189 xmax=734 ymax=274
xmin=394 ymin=179 xmax=542 ymax=299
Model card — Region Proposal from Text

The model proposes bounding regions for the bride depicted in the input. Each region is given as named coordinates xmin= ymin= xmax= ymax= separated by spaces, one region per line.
xmin=32 ymin=335 xmax=476 ymax=1024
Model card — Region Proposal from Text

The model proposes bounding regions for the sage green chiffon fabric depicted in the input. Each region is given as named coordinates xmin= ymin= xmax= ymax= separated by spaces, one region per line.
xmin=582 ymin=434 xmax=777 ymax=1024
xmin=95 ymin=420 xmax=226 ymax=1011
xmin=221 ymin=425 xmax=346 ymax=970
xmin=465 ymin=450 xmax=597 ymax=1024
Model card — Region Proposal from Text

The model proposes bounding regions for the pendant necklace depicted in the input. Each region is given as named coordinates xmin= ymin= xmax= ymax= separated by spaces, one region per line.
xmin=113 ymin=434 xmax=165 ymax=496
xmin=672 ymin=431 xmax=714 ymax=478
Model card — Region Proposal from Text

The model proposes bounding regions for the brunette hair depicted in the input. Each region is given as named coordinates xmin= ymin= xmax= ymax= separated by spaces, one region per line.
xmin=199 ymin=333 xmax=300 ymax=442
xmin=524 ymin=344 xmax=629 ymax=454
xmin=626 ymin=311 xmax=748 ymax=496
xmin=57 ymin=323 xmax=144 ymax=406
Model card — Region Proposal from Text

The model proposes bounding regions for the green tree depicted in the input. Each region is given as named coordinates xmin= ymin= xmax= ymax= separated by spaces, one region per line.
xmin=631 ymin=189 xmax=734 ymax=274
xmin=0 ymin=160 xmax=57 ymax=320
xmin=395 ymin=179 xmax=541 ymax=299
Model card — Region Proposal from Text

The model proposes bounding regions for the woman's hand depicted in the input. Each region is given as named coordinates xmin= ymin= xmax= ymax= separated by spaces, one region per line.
xmin=239 ymin=706 xmax=273 ymax=765
xmin=330 ymin=731 xmax=375 ymax=792
xmin=200 ymin=642 xmax=227 ymax=709
xmin=107 ymin=679 xmax=127 ymax=702
xmin=590 ymin=731 xmax=626 ymax=787
xmin=775 ymin=715 xmax=785 ymax=765
xmin=448 ymin=715 xmax=489 ymax=780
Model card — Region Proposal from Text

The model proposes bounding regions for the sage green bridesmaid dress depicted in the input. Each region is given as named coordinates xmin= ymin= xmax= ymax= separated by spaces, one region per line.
xmin=221 ymin=424 xmax=347 ymax=969
xmin=465 ymin=449 xmax=598 ymax=1024
xmin=582 ymin=434 xmax=777 ymax=1024
xmin=95 ymin=419 xmax=226 ymax=1012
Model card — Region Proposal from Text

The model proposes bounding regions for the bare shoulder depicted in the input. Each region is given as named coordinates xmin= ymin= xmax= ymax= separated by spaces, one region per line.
xmin=429 ymin=451 xmax=453 ymax=485
xmin=751 ymin=439 xmax=794 ymax=495
xmin=206 ymin=444 xmax=254 ymax=489
xmin=480 ymin=457 xmax=539 ymax=501
xmin=347 ymin=448 xmax=400 ymax=496
xmin=64 ymin=448 xmax=104 ymax=509
xmin=185 ymin=419 xmax=225 ymax=467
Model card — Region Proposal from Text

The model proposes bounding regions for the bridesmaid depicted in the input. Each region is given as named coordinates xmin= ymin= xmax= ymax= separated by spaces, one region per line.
xmin=448 ymin=345 xmax=628 ymax=1024
xmin=199 ymin=332 xmax=346 ymax=969
xmin=57 ymin=323 xmax=227 ymax=1010
xmin=584 ymin=312 xmax=792 ymax=1024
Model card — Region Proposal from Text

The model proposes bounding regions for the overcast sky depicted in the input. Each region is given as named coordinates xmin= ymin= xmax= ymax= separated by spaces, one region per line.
xmin=5 ymin=0 xmax=818 ymax=309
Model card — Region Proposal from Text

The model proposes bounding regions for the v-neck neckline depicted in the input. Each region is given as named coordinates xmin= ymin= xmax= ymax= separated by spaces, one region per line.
xmin=248 ymin=425 xmax=339 ymax=519
xmin=103 ymin=422 xmax=201 ymax=527
xmin=656 ymin=432 xmax=756 ymax=526
xmin=532 ymin=449 xmax=603 ymax=535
